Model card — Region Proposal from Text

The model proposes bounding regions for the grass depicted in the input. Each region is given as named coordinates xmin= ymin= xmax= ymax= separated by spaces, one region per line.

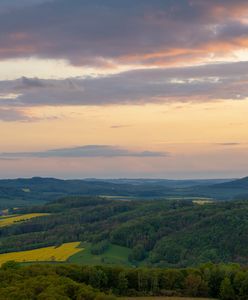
xmin=0 ymin=242 xmax=82 ymax=265
xmin=0 ymin=213 xmax=49 ymax=227
xmin=68 ymin=243 xmax=132 ymax=266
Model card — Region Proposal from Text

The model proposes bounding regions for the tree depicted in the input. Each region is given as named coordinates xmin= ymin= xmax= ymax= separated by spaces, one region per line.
xmin=150 ymin=272 xmax=159 ymax=294
xmin=184 ymin=274 xmax=203 ymax=297
xmin=1 ymin=260 xmax=20 ymax=270
xmin=239 ymin=275 xmax=248 ymax=300
xmin=220 ymin=278 xmax=235 ymax=300
xmin=89 ymin=269 xmax=108 ymax=289
xmin=117 ymin=272 xmax=128 ymax=295
xmin=128 ymin=244 xmax=146 ymax=262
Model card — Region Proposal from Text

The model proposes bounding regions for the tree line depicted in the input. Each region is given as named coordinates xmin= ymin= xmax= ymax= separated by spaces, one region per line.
xmin=1 ymin=261 xmax=248 ymax=299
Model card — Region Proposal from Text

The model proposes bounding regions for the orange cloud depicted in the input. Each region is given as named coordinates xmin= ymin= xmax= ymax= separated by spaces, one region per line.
xmin=116 ymin=36 xmax=248 ymax=68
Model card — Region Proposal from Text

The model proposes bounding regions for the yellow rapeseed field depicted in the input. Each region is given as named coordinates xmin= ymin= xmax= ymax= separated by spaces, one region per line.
xmin=0 ymin=242 xmax=82 ymax=265
xmin=0 ymin=213 xmax=49 ymax=227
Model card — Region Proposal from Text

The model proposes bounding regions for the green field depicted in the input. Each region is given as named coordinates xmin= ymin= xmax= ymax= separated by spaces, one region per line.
xmin=68 ymin=242 xmax=132 ymax=266
xmin=0 ymin=241 xmax=131 ymax=266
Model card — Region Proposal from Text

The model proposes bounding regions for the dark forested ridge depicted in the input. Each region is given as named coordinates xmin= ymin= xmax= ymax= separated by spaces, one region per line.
xmin=1 ymin=196 xmax=248 ymax=268
xmin=1 ymin=176 xmax=248 ymax=209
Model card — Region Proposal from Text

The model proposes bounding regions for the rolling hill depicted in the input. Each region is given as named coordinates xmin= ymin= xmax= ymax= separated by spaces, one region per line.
xmin=0 ymin=196 xmax=248 ymax=268
xmin=0 ymin=176 xmax=244 ymax=209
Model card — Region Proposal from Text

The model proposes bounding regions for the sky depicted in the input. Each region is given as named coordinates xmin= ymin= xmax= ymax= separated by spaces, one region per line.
xmin=0 ymin=0 xmax=248 ymax=179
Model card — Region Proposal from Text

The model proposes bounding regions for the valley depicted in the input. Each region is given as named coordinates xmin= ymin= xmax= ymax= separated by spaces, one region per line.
xmin=0 ymin=177 xmax=248 ymax=299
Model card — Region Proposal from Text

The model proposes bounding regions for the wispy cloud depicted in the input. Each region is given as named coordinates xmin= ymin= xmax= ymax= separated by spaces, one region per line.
xmin=110 ymin=124 xmax=132 ymax=129
xmin=0 ymin=145 xmax=168 ymax=158
xmin=0 ymin=107 xmax=60 ymax=122
xmin=216 ymin=142 xmax=241 ymax=146
xmin=0 ymin=108 xmax=36 ymax=122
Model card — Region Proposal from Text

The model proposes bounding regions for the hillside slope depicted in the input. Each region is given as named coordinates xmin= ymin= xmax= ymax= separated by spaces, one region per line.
xmin=0 ymin=197 xmax=248 ymax=267
xmin=211 ymin=176 xmax=248 ymax=189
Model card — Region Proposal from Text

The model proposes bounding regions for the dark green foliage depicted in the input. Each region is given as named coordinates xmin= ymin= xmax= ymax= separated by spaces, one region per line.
xmin=1 ymin=260 xmax=20 ymax=271
xmin=1 ymin=197 xmax=248 ymax=267
xmin=91 ymin=241 xmax=110 ymax=255
xmin=184 ymin=274 xmax=209 ymax=297
xmin=0 ymin=264 xmax=116 ymax=300
xmin=128 ymin=244 xmax=147 ymax=262
xmin=220 ymin=278 xmax=235 ymax=300
xmin=117 ymin=271 xmax=128 ymax=294
xmin=0 ymin=263 xmax=248 ymax=299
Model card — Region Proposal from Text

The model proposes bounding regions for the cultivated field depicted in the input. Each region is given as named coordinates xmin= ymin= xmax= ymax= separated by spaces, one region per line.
xmin=193 ymin=200 xmax=214 ymax=205
xmin=0 ymin=213 xmax=49 ymax=227
xmin=0 ymin=242 xmax=82 ymax=265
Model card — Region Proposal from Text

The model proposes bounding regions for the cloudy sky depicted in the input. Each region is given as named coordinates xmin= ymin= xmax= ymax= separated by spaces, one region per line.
xmin=0 ymin=0 xmax=248 ymax=179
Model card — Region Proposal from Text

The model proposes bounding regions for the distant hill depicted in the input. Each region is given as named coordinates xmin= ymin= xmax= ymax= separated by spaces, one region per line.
xmin=211 ymin=176 xmax=248 ymax=189
xmin=187 ymin=176 xmax=248 ymax=200
xmin=1 ymin=176 xmax=248 ymax=209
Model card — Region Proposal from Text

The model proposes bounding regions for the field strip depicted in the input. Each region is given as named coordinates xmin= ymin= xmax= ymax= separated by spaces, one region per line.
xmin=0 ymin=242 xmax=82 ymax=265
xmin=0 ymin=213 xmax=50 ymax=227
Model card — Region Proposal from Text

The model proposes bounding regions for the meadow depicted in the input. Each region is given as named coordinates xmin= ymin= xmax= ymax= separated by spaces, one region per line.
xmin=0 ymin=242 xmax=81 ymax=265
xmin=0 ymin=239 xmax=131 ymax=266
xmin=68 ymin=242 xmax=132 ymax=266
xmin=0 ymin=213 xmax=49 ymax=227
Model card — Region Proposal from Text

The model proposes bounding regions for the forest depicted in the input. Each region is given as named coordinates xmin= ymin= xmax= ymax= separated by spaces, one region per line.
xmin=1 ymin=196 xmax=248 ymax=267
xmin=0 ymin=261 xmax=248 ymax=299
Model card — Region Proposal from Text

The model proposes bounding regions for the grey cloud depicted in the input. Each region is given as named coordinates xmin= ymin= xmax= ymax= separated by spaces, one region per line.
xmin=0 ymin=0 xmax=53 ymax=13
xmin=0 ymin=0 xmax=247 ymax=66
xmin=1 ymin=61 xmax=248 ymax=107
xmin=20 ymin=77 xmax=48 ymax=88
xmin=0 ymin=145 xmax=168 ymax=158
